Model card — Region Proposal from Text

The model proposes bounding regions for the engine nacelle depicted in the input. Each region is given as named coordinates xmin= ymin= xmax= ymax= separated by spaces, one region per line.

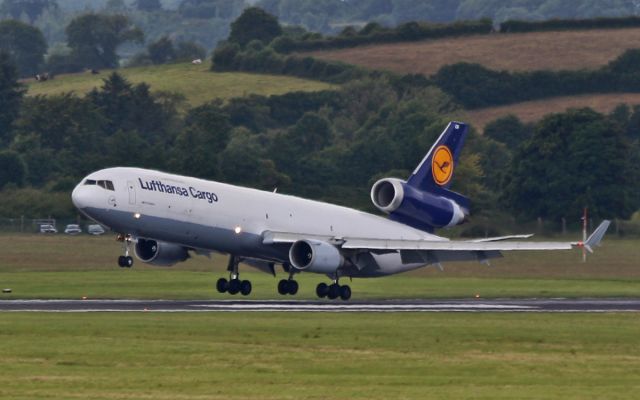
xmin=134 ymin=238 xmax=189 ymax=267
xmin=289 ymin=239 xmax=344 ymax=274
xmin=370 ymin=178 xmax=468 ymax=231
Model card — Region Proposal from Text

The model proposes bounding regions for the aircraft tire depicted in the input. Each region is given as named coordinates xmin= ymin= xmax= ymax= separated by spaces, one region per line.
xmin=288 ymin=280 xmax=299 ymax=295
xmin=228 ymin=279 xmax=241 ymax=295
xmin=316 ymin=283 xmax=328 ymax=298
xmin=117 ymin=256 xmax=126 ymax=268
xmin=339 ymin=285 xmax=351 ymax=301
xmin=216 ymin=278 xmax=228 ymax=293
xmin=125 ymin=256 xmax=134 ymax=268
xmin=277 ymin=279 xmax=289 ymax=295
xmin=240 ymin=280 xmax=252 ymax=296
xmin=327 ymin=284 xmax=340 ymax=300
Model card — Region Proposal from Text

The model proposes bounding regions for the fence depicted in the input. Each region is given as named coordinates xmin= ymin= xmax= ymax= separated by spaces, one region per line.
xmin=0 ymin=217 xmax=91 ymax=233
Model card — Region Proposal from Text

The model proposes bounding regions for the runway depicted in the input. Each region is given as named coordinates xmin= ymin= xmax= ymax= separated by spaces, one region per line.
xmin=1 ymin=298 xmax=640 ymax=312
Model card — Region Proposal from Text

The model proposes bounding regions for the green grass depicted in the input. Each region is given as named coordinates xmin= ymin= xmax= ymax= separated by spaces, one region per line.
xmin=24 ymin=61 xmax=334 ymax=107
xmin=0 ymin=234 xmax=639 ymax=299
xmin=0 ymin=313 xmax=639 ymax=399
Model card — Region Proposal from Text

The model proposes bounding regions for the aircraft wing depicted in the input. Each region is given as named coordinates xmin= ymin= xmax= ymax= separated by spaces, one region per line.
xmin=263 ymin=220 xmax=610 ymax=253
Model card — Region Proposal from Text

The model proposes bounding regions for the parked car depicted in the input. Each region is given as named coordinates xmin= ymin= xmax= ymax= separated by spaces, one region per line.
xmin=87 ymin=224 xmax=106 ymax=235
xmin=64 ymin=224 xmax=82 ymax=235
xmin=39 ymin=224 xmax=58 ymax=234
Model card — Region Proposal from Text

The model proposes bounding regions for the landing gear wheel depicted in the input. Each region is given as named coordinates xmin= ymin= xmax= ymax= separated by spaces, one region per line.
xmin=316 ymin=282 xmax=328 ymax=298
xmin=125 ymin=256 xmax=133 ymax=268
xmin=288 ymin=280 xmax=299 ymax=295
xmin=228 ymin=279 xmax=240 ymax=295
xmin=240 ymin=280 xmax=252 ymax=296
xmin=117 ymin=256 xmax=126 ymax=268
xmin=216 ymin=278 xmax=228 ymax=293
xmin=339 ymin=285 xmax=352 ymax=301
xmin=327 ymin=283 xmax=340 ymax=300
xmin=278 ymin=279 xmax=289 ymax=295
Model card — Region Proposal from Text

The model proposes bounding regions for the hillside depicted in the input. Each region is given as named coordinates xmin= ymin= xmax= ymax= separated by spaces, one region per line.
xmin=25 ymin=62 xmax=334 ymax=107
xmin=307 ymin=27 xmax=640 ymax=130
xmin=464 ymin=93 xmax=640 ymax=129
xmin=306 ymin=28 xmax=640 ymax=75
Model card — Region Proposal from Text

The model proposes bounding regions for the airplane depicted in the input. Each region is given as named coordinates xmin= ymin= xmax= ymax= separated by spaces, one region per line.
xmin=71 ymin=121 xmax=611 ymax=300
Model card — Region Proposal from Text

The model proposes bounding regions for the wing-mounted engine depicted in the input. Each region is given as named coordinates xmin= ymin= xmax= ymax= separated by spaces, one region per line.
xmin=289 ymin=239 xmax=344 ymax=274
xmin=371 ymin=178 xmax=468 ymax=232
xmin=134 ymin=238 xmax=189 ymax=266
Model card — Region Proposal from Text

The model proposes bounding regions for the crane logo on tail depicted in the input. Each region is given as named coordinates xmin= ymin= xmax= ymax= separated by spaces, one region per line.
xmin=432 ymin=145 xmax=454 ymax=186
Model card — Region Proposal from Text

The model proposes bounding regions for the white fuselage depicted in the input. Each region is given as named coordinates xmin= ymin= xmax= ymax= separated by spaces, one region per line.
xmin=72 ymin=167 xmax=445 ymax=276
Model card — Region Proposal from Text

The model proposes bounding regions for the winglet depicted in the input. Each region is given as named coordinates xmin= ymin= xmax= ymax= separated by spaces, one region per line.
xmin=584 ymin=220 xmax=611 ymax=253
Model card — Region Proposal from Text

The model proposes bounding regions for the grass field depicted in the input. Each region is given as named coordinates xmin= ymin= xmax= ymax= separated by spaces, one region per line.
xmin=1 ymin=236 xmax=639 ymax=399
xmin=306 ymin=28 xmax=640 ymax=76
xmin=0 ymin=313 xmax=639 ymax=399
xmin=1 ymin=234 xmax=638 ymax=300
xmin=24 ymin=61 xmax=334 ymax=107
xmin=464 ymin=93 xmax=640 ymax=131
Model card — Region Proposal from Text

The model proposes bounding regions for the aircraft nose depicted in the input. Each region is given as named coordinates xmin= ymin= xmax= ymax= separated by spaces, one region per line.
xmin=71 ymin=183 xmax=90 ymax=209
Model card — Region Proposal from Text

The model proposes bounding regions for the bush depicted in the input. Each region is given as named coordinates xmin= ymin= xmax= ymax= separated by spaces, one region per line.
xmin=434 ymin=51 xmax=640 ymax=109
xmin=500 ymin=16 xmax=640 ymax=33
xmin=273 ymin=19 xmax=493 ymax=54
xmin=45 ymin=53 xmax=84 ymax=75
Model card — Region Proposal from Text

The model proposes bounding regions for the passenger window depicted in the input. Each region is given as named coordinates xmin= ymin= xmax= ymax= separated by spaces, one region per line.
xmin=84 ymin=179 xmax=96 ymax=185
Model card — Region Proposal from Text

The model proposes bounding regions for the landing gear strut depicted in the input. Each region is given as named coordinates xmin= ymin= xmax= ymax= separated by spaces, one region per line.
xmin=216 ymin=256 xmax=252 ymax=296
xmin=277 ymin=265 xmax=299 ymax=296
xmin=116 ymin=234 xmax=133 ymax=268
xmin=316 ymin=279 xmax=351 ymax=301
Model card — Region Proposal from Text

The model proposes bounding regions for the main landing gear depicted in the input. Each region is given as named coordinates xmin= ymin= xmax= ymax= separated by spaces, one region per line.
xmin=116 ymin=234 xmax=133 ymax=268
xmin=277 ymin=264 xmax=299 ymax=296
xmin=316 ymin=280 xmax=351 ymax=301
xmin=216 ymin=256 xmax=252 ymax=296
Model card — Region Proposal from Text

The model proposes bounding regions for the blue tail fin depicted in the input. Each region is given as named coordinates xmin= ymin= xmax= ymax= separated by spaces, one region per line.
xmin=406 ymin=121 xmax=469 ymax=209
xmin=407 ymin=121 xmax=468 ymax=190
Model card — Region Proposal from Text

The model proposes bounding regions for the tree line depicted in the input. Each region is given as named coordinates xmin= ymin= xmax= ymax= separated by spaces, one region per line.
xmin=1 ymin=50 xmax=639 ymax=231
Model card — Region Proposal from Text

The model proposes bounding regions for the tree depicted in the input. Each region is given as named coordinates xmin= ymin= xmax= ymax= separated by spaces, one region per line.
xmin=11 ymin=93 xmax=105 ymax=183
xmin=65 ymin=13 xmax=144 ymax=69
xmin=175 ymin=41 xmax=206 ymax=61
xmin=0 ymin=20 xmax=47 ymax=77
xmin=148 ymin=36 xmax=175 ymax=64
xmin=483 ymin=115 xmax=531 ymax=149
xmin=171 ymin=101 xmax=232 ymax=180
xmin=135 ymin=0 xmax=162 ymax=12
xmin=229 ymin=7 xmax=282 ymax=46
xmin=0 ymin=52 xmax=24 ymax=145
xmin=0 ymin=151 xmax=26 ymax=188
xmin=502 ymin=108 xmax=636 ymax=223
xmin=0 ymin=0 xmax=57 ymax=23
xmin=219 ymin=128 xmax=290 ymax=189
xmin=87 ymin=72 xmax=174 ymax=143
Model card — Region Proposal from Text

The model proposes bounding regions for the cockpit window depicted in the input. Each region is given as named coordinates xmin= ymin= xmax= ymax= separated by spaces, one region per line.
xmin=84 ymin=179 xmax=96 ymax=185
xmin=96 ymin=180 xmax=115 ymax=191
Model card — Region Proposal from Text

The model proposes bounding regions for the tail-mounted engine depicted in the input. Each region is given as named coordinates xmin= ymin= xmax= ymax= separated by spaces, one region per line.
xmin=134 ymin=238 xmax=189 ymax=266
xmin=371 ymin=178 xmax=468 ymax=231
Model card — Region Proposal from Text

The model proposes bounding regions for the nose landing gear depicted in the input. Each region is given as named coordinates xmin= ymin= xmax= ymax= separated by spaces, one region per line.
xmin=116 ymin=234 xmax=133 ymax=268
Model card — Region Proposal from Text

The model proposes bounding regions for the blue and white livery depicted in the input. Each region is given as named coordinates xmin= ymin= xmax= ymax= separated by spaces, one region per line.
xmin=71 ymin=122 xmax=610 ymax=300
